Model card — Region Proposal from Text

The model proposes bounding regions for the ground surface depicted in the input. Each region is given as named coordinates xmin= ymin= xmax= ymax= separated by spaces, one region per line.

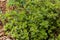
xmin=0 ymin=0 xmax=15 ymax=40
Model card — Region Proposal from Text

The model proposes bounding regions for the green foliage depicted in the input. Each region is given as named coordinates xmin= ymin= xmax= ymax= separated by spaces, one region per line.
xmin=1 ymin=0 xmax=60 ymax=40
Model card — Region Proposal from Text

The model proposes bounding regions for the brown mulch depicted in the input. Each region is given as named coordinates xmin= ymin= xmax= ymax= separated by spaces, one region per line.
xmin=0 ymin=36 xmax=15 ymax=40
xmin=0 ymin=0 xmax=15 ymax=40
xmin=0 ymin=0 xmax=7 ymax=13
